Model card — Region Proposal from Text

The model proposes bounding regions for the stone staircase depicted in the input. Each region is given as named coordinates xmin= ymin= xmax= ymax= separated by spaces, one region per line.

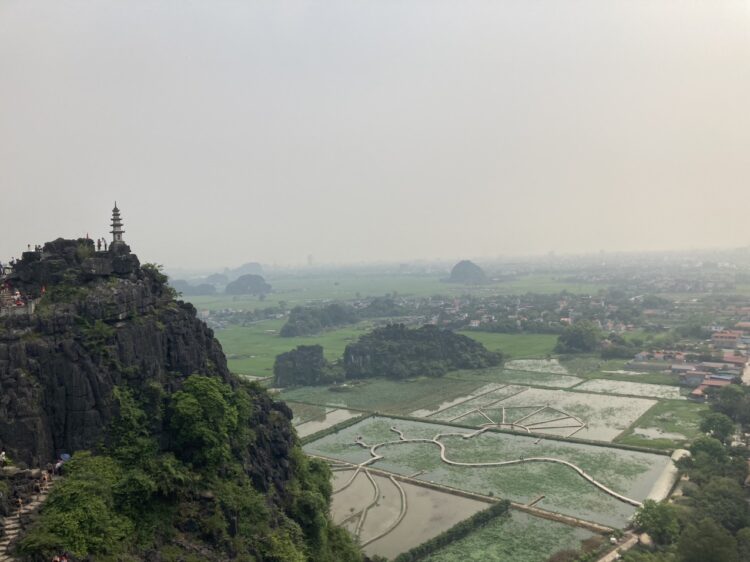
xmin=0 ymin=477 xmax=56 ymax=562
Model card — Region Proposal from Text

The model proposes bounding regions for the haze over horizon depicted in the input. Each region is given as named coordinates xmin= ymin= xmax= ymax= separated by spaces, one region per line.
xmin=2 ymin=1 xmax=749 ymax=268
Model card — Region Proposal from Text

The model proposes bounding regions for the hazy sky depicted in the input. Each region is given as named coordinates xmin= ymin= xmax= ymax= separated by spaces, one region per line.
xmin=1 ymin=1 xmax=749 ymax=268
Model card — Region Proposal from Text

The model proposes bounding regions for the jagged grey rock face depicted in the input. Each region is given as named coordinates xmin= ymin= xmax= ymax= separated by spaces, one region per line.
xmin=0 ymin=239 xmax=232 ymax=467
xmin=1 ymin=239 xmax=299 ymax=499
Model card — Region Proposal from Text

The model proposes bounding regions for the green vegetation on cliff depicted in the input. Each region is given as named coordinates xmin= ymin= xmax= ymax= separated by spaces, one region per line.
xmin=280 ymin=304 xmax=358 ymax=337
xmin=18 ymin=377 xmax=362 ymax=561
xmin=1 ymin=239 xmax=362 ymax=561
xmin=344 ymin=324 xmax=502 ymax=380
xmin=273 ymin=345 xmax=343 ymax=387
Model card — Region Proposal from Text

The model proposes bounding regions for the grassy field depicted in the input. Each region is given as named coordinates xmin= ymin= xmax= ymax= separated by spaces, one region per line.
xmin=615 ymin=400 xmax=709 ymax=450
xmin=447 ymin=367 xmax=584 ymax=389
xmin=281 ymin=370 xmax=662 ymax=442
xmin=183 ymin=273 xmax=604 ymax=312
xmin=279 ymin=377 xmax=490 ymax=415
xmin=558 ymin=356 xmax=682 ymax=386
xmin=457 ymin=332 xmax=558 ymax=359
xmin=574 ymin=379 xmax=683 ymax=400
xmin=287 ymin=401 xmax=332 ymax=426
xmin=216 ymin=318 xmax=561 ymax=378
xmin=424 ymin=510 xmax=596 ymax=562
xmin=216 ymin=319 xmax=373 ymax=377
xmin=304 ymin=416 xmax=672 ymax=527
xmin=477 ymin=386 xmax=657 ymax=442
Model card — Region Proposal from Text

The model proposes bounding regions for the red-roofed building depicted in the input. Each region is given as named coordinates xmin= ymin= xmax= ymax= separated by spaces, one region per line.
xmin=712 ymin=330 xmax=744 ymax=348
xmin=689 ymin=377 xmax=733 ymax=401
xmin=723 ymin=354 xmax=748 ymax=367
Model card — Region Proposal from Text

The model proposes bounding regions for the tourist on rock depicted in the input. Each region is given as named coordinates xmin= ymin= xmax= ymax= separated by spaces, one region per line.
xmin=97 ymin=238 xmax=102 ymax=251
xmin=0 ymin=448 xmax=6 ymax=467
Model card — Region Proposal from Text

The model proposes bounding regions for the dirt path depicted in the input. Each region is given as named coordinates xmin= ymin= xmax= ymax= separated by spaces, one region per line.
xmin=596 ymin=533 xmax=638 ymax=562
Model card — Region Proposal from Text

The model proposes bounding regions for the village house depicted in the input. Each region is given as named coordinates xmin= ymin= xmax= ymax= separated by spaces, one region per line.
xmin=679 ymin=371 xmax=711 ymax=387
xmin=671 ymin=364 xmax=698 ymax=374
xmin=689 ymin=376 xmax=734 ymax=401
xmin=711 ymin=330 xmax=743 ymax=348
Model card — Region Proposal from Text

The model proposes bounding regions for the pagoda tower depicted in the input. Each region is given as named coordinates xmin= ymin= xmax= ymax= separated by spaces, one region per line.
xmin=110 ymin=203 xmax=125 ymax=245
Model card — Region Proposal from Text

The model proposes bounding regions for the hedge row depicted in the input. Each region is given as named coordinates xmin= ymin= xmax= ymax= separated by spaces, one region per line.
xmin=392 ymin=500 xmax=511 ymax=562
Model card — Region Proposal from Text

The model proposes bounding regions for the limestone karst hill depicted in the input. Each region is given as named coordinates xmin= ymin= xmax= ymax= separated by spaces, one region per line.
xmin=1 ymin=238 xmax=236 ymax=467
xmin=0 ymin=237 xmax=363 ymax=561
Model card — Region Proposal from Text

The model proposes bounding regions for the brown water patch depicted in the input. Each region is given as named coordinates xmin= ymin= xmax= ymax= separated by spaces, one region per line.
xmin=363 ymin=480 xmax=487 ymax=559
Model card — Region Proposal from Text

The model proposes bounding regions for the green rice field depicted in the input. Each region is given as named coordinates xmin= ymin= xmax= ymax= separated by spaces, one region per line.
xmin=216 ymin=319 xmax=373 ymax=377
xmin=216 ymin=318 xmax=564 ymax=379
xmin=304 ymin=416 xmax=672 ymax=527
xmin=280 ymin=377 xmax=489 ymax=415
xmin=456 ymin=332 xmax=559 ymax=359
xmin=615 ymin=400 xmax=709 ymax=450
xmin=287 ymin=401 xmax=332 ymax=426
xmin=448 ymin=367 xmax=584 ymax=389
xmin=424 ymin=510 xmax=596 ymax=562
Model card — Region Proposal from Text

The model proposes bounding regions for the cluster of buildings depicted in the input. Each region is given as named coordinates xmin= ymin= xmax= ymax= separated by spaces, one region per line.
xmin=627 ymin=322 xmax=750 ymax=401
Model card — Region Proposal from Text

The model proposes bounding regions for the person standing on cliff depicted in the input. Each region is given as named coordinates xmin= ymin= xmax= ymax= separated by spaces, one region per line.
xmin=0 ymin=448 xmax=6 ymax=467
xmin=97 ymin=238 xmax=102 ymax=251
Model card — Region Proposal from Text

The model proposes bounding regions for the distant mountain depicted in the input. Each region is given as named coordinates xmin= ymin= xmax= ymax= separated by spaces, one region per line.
xmin=169 ymin=278 xmax=217 ymax=296
xmin=226 ymin=261 xmax=263 ymax=280
xmin=445 ymin=260 xmax=488 ymax=284
xmin=225 ymin=273 xmax=272 ymax=295
xmin=205 ymin=272 xmax=229 ymax=285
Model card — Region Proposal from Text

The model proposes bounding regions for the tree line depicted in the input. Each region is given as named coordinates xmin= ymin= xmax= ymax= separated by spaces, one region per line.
xmin=273 ymin=324 xmax=503 ymax=386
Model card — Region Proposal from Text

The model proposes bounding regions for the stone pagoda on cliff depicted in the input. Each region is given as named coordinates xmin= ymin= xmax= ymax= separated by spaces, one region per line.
xmin=110 ymin=203 xmax=125 ymax=245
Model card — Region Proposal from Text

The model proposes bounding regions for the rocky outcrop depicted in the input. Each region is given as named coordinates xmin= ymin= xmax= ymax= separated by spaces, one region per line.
xmin=0 ymin=239 xmax=241 ymax=467
xmin=445 ymin=260 xmax=488 ymax=284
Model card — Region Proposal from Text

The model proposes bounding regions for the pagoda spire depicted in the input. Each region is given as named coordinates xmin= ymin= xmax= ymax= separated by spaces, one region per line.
xmin=110 ymin=203 xmax=125 ymax=245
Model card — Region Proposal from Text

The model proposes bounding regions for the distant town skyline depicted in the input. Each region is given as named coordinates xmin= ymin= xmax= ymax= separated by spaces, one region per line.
xmin=2 ymin=1 xmax=749 ymax=268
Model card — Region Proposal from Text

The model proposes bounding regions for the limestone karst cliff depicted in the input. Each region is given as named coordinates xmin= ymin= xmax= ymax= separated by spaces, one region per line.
xmin=1 ymin=239 xmax=235 ymax=467
xmin=0 ymin=238 xmax=362 ymax=561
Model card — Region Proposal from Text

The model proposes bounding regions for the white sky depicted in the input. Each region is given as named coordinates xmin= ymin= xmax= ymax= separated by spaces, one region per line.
xmin=1 ymin=0 xmax=749 ymax=267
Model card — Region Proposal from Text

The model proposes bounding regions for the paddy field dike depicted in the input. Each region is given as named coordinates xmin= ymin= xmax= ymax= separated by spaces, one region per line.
xmin=279 ymin=351 xmax=698 ymax=560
